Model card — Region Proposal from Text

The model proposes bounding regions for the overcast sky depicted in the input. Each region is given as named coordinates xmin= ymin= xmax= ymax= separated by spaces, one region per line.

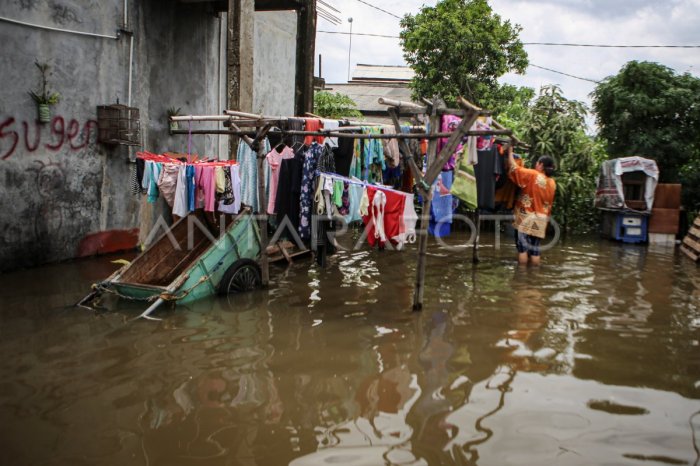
xmin=314 ymin=0 xmax=700 ymax=116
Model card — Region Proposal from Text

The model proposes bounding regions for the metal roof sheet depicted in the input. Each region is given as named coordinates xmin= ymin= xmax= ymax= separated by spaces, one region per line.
xmin=324 ymin=83 xmax=416 ymax=112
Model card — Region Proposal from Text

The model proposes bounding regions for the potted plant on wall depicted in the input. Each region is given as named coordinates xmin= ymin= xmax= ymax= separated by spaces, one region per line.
xmin=28 ymin=61 xmax=61 ymax=124
xmin=167 ymin=107 xmax=182 ymax=132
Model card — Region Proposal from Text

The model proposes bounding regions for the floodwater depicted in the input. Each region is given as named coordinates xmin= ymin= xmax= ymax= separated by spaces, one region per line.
xmin=1 ymin=233 xmax=699 ymax=466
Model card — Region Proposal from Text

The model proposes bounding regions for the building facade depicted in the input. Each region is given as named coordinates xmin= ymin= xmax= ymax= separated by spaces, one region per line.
xmin=0 ymin=0 xmax=315 ymax=272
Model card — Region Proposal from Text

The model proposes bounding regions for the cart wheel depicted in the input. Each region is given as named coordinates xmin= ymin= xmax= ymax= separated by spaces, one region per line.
xmin=219 ymin=259 xmax=262 ymax=295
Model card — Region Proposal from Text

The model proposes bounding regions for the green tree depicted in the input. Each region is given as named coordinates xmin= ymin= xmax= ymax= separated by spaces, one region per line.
xmin=512 ymin=85 xmax=604 ymax=233
xmin=400 ymin=0 xmax=529 ymax=108
xmin=591 ymin=61 xmax=700 ymax=185
xmin=313 ymin=91 xmax=363 ymax=119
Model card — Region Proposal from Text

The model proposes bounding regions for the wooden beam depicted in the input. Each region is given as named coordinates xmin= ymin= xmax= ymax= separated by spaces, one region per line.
xmin=254 ymin=124 xmax=274 ymax=286
xmin=227 ymin=0 xmax=242 ymax=158
xmin=413 ymin=99 xmax=440 ymax=311
xmin=387 ymin=106 xmax=428 ymax=195
xmin=422 ymin=108 xmax=479 ymax=187
xmin=172 ymin=128 xmax=511 ymax=139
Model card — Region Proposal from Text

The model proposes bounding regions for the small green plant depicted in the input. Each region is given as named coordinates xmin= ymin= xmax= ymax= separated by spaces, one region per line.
xmin=28 ymin=61 xmax=61 ymax=105
xmin=313 ymin=91 xmax=363 ymax=119
xmin=166 ymin=107 xmax=181 ymax=117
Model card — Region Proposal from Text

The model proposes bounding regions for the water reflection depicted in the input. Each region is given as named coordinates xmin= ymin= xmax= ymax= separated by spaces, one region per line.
xmin=0 ymin=235 xmax=699 ymax=465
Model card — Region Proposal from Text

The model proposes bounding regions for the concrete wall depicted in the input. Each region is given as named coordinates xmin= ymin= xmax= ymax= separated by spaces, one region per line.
xmin=253 ymin=10 xmax=297 ymax=117
xmin=0 ymin=1 xmax=226 ymax=272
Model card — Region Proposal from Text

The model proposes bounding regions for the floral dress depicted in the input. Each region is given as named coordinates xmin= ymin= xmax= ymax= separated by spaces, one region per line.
xmin=298 ymin=143 xmax=322 ymax=240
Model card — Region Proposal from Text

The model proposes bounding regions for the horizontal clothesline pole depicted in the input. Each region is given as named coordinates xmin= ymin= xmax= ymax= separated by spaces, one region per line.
xmin=171 ymin=115 xmax=425 ymax=131
xmin=170 ymin=129 xmax=513 ymax=139
xmin=378 ymin=97 xmax=492 ymax=117
xmin=224 ymin=110 xmax=388 ymax=127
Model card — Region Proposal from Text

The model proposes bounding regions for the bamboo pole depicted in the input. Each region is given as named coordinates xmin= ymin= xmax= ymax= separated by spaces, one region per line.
xmin=378 ymin=97 xmax=490 ymax=117
xmin=387 ymin=106 xmax=429 ymax=195
xmin=171 ymin=115 xmax=233 ymax=121
xmin=422 ymin=108 xmax=480 ymax=187
xmin=413 ymin=99 xmax=440 ymax=311
xmin=253 ymin=124 xmax=273 ymax=286
xmin=170 ymin=128 xmax=511 ymax=139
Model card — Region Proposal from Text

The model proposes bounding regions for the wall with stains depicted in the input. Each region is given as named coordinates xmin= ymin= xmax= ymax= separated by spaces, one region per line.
xmin=253 ymin=10 xmax=297 ymax=117
xmin=0 ymin=0 xmax=226 ymax=272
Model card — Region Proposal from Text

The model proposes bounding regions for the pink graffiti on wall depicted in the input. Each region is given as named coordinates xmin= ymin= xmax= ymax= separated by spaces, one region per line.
xmin=0 ymin=116 xmax=98 ymax=160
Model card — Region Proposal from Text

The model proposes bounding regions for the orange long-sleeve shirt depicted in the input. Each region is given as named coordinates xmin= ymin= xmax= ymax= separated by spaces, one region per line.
xmin=508 ymin=165 xmax=556 ymax=238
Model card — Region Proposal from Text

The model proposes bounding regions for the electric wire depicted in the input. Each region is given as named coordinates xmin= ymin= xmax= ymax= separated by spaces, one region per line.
xmin=318 ymin=30 xmax=700 ymax=48
xmin=351 ymin=0 xmax=402 ymax=19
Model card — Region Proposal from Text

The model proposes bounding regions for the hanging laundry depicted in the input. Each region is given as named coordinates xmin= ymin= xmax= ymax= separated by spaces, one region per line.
xmin=362 ymin=127 xmax=385 ymax=183
xmin=345 ymin=183 xmax=364 ymax=224
xmin=494 ymin=154 xmax=522 ymax=210
xmin=195 ymin=165 xmax=217 ymax=212
xmin=218 ymin=165 xmax=242 ymax=215
xmin=338 ymin=182 xmax=350 ymax=217
xmin=286 ymin=118 xmax=305 ymax=147
xmin=219 ymin=166 xmax=236 ymax=206
xmin=274 ymin=148 xmax=305 ymax=234
xmin=431 ymin=171 xmax=454 ymax=225
xmin=266 ymin=145 xmax=295 ymax=214
xmin=350 ymin=138 xmax=363 ymax=180
xmin=381 ymin=126 xmax=401 ymax=168
xmin=146 ymin=161 xmax=161 ymax=204
xmin=437 ymin=115 xmax=467 ymax=171
xmin=298 ymin=143 xmax=322 ymax=241
xmin=172 ymin=165 xmax=189 ymax=218
xmin=132 ymin=159 xmax=145 ymax=195
xmin=474 ymin=146 xmax=503 ymax=210
xmin=322 ymin=119 xmax=340 ymax=148
xmin=451 ymin=152 xmax=478 ymax=210
xmin=304 ymin=118 xmax=325 ymax=145
xmin=186 ymin=165 xmax=196 ymax=212
xmin=333 ymin=121 xmax=355 ymax=177
xmin=238 ymin=138 xmax=271 ymax=213
xmin=333 ymin=180 xmax=344 ymax=208
xmin=380 ymin=189 xmax=406 ymax=249
xmin=394 ymin=193 xmax=418 ymax=249
xmin=361 ymin=187 xmax=388 ymax=248
xmin=317 ymin=145 xmax=336 ymax=174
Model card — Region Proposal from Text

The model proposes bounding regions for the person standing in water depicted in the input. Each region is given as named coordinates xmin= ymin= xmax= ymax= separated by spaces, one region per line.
xmin=507 ymin=145 xmax=557 ymax=266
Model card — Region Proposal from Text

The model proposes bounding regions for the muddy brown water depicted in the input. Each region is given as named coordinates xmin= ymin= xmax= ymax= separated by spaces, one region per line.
xmin=1 ymin=234 xmax=699 ymax=465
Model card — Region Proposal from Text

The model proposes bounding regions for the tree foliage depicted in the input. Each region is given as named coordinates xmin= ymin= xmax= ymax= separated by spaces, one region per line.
xmin=313 ymin=91 xmax=363 ymax=119
xmin=507 ymin=85 xmax=604 ymax=233
xmin=400 ymin=0 xmax=529 ymax=109
xmin=591 ymin=61 xmax=700 ymax=188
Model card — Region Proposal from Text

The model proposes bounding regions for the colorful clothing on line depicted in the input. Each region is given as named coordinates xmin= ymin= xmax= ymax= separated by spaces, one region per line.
xmin=195 ymin=165 xmax=217 ymax=212
xmin=381 ymin=126 xmax=400 ymax=168
xmin=303 ymin=118 xmax=325 ymax=145
xmin=298 ymin=143 xmax=322 ymax=241
xmin=186 ymin=165 xmax=196 ymax=212
xmin=218 ymin=165 xmax=242 ymax=215
xmin=172 ymin=165 xmax=189 ymax=218
xmin=238 ymin=138 xmax=271 ymax=212
xmin=322 ymin=119 xmax=339 ymax=148
xmin=147 ymin=161 xmax=162 ymax=203
xmin=266 ymin=145 xmax=295 ymax=214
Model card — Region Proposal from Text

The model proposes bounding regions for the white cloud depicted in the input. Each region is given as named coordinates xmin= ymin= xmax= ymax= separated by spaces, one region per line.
xmin=315 ymin=0 xmax=700 ymax=118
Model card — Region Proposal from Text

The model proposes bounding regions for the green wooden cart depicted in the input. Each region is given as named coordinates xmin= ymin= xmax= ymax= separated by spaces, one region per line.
xmin=90 ymin=209 xmax=262 ymax=320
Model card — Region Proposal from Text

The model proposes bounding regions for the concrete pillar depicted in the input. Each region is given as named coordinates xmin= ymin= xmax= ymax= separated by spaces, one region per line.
xmin=226 ymin=0 xmax=254 ymax=114
xmin=295 ymin=0 xmax=316 ymax=116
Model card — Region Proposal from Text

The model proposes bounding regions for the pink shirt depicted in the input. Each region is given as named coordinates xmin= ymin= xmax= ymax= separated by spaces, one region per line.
xmin=266 ymin=146 xmax=295 ymax=214
xmin=195 ymin=165 xmax=217 ymax=212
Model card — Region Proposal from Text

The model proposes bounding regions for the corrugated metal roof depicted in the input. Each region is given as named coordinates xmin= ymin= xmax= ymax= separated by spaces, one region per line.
xmin=351 ymin=64 xmax=415 ymax=82
xmin=324 ymin=83 xmax=417 ymax=112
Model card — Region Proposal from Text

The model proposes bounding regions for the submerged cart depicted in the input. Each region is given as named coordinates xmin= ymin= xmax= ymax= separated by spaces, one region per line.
xmin=90 ymin=209 xmax=262 ymax=319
